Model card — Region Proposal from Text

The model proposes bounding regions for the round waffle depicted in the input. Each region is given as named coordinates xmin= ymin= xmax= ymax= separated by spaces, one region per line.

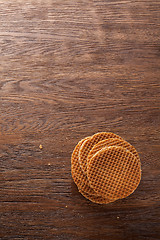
xmin=71 ymin=137 xmax=99 ymax=196
xmin=79 ymin=132 xmax=123 ymax=175
xmin=79 ymin=189 xmax=114 ymax=204
xmin=88 ymin=137 xmax=140 ymax=165
xmin=87 ymin=146 xmax=141 ymax=200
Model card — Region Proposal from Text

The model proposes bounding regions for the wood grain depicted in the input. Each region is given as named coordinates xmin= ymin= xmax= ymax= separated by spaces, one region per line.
xmin=0 ymin=0 xmax=160 ymax=239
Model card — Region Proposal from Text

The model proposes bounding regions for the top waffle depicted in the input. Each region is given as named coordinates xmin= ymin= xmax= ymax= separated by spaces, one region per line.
xmin=87 ymin=146 xmax=141 ymax=200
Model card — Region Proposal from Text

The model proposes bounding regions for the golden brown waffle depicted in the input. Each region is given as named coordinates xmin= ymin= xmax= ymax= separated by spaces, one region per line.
xmin=88 ymin=137 xmax=140 ymax=165
xmin=71 ymin=137 xmax=99 ymax=196
xmin=79 ymin=132 xmax=123 ymax=175
xmin=87 ymin=146 xmax=141 ymax=200
xmin=79 ymin=189 xmax=114 ymax=204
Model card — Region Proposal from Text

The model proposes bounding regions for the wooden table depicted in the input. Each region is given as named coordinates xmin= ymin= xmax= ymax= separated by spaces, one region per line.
xmin=0 ymin=1 xmax=160 ymax=239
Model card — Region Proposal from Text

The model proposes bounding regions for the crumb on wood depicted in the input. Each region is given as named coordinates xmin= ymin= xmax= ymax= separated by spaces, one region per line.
xmin=48 ymin=163 xmax=51 ymax=166
xmin=39 ymin=144 xmax=43 ymax=150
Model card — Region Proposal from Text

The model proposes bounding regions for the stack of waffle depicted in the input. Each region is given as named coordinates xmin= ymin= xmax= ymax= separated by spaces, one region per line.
xmin=71 ymin=132 xmax=141 ymax=204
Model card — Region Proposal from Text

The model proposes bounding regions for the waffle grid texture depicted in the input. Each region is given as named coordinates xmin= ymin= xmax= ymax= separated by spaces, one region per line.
xmin=87 ymin=137 xmax=140 ymax=165
xmin=87 ymin=146 xmax=141 ymax=200
xmin=79 ymin=132 xmax=123 ymax=175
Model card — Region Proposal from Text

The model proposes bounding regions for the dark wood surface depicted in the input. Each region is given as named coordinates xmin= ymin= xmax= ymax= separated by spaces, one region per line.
xmin=0 ymin=1 xmax=160 ymax=239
